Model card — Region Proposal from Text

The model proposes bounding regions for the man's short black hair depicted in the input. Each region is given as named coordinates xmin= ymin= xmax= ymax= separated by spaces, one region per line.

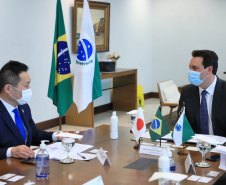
xmin=192 ymin=50 xmax=218 ymax=75
xmin=0 ymin=61 xmax=28 ymax=92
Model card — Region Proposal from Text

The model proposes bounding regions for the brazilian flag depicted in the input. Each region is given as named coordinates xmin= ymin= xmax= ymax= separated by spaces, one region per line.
xmin=48 ymin=0 xmax=73 ymax=116
xmin=149 ymin=107 xmax=170 ymax=142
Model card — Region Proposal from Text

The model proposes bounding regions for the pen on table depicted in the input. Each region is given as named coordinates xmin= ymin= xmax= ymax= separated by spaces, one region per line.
xmin=77 ymin=153 xmax=86 ymax=159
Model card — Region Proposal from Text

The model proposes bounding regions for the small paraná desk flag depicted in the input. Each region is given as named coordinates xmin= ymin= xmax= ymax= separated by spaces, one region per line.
xmin=132 ymin=107 xmax=146 ymax=141
xmin=73 ymin=0 xmax=102 ymax=113
xmin=171 ymin=108 xmax=195 ymax=146
xmin=149 ymin=107 xmax=170 ymax=142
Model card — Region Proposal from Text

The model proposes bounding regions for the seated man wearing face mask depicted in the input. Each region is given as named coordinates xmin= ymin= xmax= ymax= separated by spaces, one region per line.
xmin=0 ymin=61 xmax=61 ymax=160
xmin=178 ymin=50 xmax=226 ymax=137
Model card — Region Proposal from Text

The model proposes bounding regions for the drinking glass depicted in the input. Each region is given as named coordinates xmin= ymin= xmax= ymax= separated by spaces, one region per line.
xmin=195 ymin=140 xmax=211 ymax=167
xmin=60 ymin=138 xmax=75 ymax=164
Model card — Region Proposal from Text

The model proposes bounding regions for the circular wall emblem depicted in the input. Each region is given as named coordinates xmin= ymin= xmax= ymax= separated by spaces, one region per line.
xmin=77 ymin=39 xmax=93 ymax=61
xmin=151 ymin=119 xmax=160 ymax=130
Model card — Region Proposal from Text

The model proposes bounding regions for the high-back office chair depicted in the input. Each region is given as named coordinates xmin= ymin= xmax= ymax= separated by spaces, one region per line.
xmin=157 ymin=80 xmax=180 ymax=118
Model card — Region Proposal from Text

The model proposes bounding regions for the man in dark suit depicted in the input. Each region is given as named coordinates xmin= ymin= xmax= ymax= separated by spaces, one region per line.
xmin=178 ymin=50 xmax=226 ymax=137
xmin=0 ymin=61 xmax=61 ymax=160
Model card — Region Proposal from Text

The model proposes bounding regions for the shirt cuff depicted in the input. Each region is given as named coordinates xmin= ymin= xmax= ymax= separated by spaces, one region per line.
xmin=52 ymin=132 xmax=59 ymax=142
xmin=6 ymin=147 xmax=13 ymax=158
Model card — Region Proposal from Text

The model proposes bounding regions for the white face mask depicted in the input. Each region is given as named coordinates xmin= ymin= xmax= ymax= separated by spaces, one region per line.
xmin=10 ymin=85 xmax=32 ymax=105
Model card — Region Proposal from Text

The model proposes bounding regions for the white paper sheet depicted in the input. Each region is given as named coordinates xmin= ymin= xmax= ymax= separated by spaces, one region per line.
xmin=207 ymin=171 xmax=220 ymax=177
xmin=150 ymin=131 xmax=226 ymax=145
xmin=34 ymin=142 xmax=94 ymax=161
xmin=187 ymin=175 xmax=201 ymax=181
xmin=186 ymin=146 xmax=198 ymax=151
xmin=56 ymin=132 xmax=83 ymax=140
xmin=83 ymin=175 xmax=104 ymax=185
xmin=211 ymin=145 xmax=226 ymax=154
xmin=7 ymin=175 xmax=25 ymax=182
xmin=149 ymin=172 xmax=188 ymax=182
xmin=0 ymin=181 xmax=7 ymax=185
xmin=198 ymin=177 xmax=212 ymax=183
xmin=0 ymin=173 xmax=16 ymax=180
xmin=192 ymin=135 xmax=220 ymax=145
xmin=89 ymin=149 xmax=108 ymax=154
xmin=139 ymin=145 xmax=164 ymax=156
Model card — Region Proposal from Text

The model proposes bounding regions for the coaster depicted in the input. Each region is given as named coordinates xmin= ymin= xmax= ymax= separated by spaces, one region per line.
xmin=124 ymin=158 xmax=158 ymax=171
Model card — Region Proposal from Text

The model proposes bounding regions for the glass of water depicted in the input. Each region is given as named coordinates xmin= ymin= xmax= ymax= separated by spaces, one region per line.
xmin=195 ymin=140 xmax=211 ymax=167
xmin=60 ymin=138 xmax=75 ymax=164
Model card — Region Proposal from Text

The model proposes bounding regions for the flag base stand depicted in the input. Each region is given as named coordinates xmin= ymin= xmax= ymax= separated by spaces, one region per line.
xmin=134 ymin=143 xmax=140 ymax=149
xmin=177 ymin=148 xmax=189 ymax=155
xmin=134 ymin=139 xmax=141 ymax=149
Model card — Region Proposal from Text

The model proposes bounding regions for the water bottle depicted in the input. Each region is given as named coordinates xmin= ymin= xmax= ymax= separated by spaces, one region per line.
xmin=36 ymin=140 xmax=49 ymax=180
xmin=167 ymin=149 xmax=176 ymax=172
xmin=158 ymin=149 xmax=170 ymax=185
xmin=111 ymin=111 xmax=118 ymax=139
xmin=158 ymin=148 xmax=170 ymax=172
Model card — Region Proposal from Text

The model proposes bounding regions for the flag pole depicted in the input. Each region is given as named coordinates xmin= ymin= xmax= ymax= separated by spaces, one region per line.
xmin=59 ymin=115 xmax=62 ymax=131
xmin=134 ymin=100 xmax=142 ymax=149
xmin=134 ymin=138 xmax=140 ymax=149
xmin=177 ymin=102 xmax=189 ymax=155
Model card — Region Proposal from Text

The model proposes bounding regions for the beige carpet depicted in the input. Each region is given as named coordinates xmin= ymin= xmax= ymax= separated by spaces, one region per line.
xmin=45 ymin=98 xmax=177 ymax=132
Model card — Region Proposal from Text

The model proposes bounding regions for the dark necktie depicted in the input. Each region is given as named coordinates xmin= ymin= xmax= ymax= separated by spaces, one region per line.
xmin=13 ymin=108 xmax=26 ymax=141
xmin=200 ymin=90 xmax=209 ymax=134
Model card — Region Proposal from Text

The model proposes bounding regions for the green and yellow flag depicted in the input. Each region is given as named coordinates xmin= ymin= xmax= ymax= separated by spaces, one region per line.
xmin=149 ymin=107 xmax=170 ymax=142
xmin=48 ymin=0 xmax=73 ymax=116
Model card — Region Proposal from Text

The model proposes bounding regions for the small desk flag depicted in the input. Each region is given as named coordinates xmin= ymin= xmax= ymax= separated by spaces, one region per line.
xmin=171 ymin=108 xmax=195 ymax=146
xmin=149 ymin=107 xmax=170 ymax=142
xmin=73 ymin=0 xmax=102 ymax=113
xmin=132 ymin=107 xmax=146 ymax=141
xmin=48 ymin=0 xmax=73 ymax=116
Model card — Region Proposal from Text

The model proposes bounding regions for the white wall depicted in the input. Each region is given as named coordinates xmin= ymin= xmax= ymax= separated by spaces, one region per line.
xmin=0 ymin=0 xmax=226 ymax=123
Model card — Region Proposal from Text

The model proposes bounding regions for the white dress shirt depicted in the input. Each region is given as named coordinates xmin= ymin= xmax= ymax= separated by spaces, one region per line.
xmin=198 ymin=76 xmax=217 ymax=135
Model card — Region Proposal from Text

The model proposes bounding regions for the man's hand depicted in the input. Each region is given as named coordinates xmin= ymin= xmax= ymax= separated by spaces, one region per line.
xmin=11 ymin=145 xmax=35 ymax=159
xmin=56 ymin=131 xmax=70 ymax=141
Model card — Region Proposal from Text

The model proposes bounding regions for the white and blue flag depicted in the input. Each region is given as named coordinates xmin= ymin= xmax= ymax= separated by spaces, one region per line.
xmin=73 ymin=0 xmax=102 ymax=113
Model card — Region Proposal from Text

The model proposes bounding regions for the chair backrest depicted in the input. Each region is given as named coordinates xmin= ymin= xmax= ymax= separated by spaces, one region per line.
xmin=157 ymin=80 xmax=174 ymax=103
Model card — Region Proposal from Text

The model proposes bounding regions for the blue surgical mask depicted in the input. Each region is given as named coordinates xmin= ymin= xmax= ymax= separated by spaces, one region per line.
xmin=188 ymin=69 xmax=208 ymax=86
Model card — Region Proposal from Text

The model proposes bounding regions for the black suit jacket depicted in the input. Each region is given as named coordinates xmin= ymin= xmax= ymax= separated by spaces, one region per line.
xmin=0 ymin=100 xmax=53 ymax=160
xmin=178 ymin=77 xmax=226 ymax=137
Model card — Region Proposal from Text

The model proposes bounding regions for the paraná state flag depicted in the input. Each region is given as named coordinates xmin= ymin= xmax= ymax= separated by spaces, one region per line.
xmin=73 ymin=0 xmax=102 ymax=113
xmin=132 ymin=107 xmax=146 ymax=141
xmin=171 ymin=108 xmax=195 ymax=146
xmin=149 ymin=107 xmax=170 ymax=142
xmin=48 ymin=0 xmax=73 ymax=116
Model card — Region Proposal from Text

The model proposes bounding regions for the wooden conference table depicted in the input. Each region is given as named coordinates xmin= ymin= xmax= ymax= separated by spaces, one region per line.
xmin=0 ymin=125 xmax=224 ymax=185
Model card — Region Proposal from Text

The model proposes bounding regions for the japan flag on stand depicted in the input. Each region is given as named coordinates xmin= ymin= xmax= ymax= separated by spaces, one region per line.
xmin=132 ymin=107 xmax=146 ymax=141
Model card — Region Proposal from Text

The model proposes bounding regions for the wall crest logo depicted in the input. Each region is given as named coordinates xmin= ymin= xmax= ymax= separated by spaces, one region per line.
xmin=77 ymin=39 xmax=93 ymax=61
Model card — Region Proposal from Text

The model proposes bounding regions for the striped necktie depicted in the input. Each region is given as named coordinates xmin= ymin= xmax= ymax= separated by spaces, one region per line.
xmin=13 ymin=108 xmax=26 ymax=141
xmin=199 ymin=90 xmax=209 ymax=134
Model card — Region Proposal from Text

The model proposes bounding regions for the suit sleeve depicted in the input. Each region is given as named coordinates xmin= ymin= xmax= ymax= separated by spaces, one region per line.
xmin=0 ymin=148 xmax=8 ymax=160
xmin=177 ymin=87 xmax=185 ymax=119
xmin=23 ymin=105 xmax=54 ymax=146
